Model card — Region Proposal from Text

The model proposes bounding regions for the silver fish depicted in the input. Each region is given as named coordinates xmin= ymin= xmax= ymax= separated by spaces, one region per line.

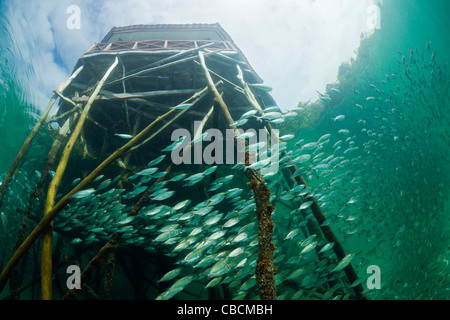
xmin=270 ymin=118 xmax=285 ymax=125
xmin=299 ymin=201 xmax=313 ymax=210
xmin=173 ymin=199 xmax=191 ymax=211
xmin=162 ymin=136 xmax=186 ymax=152
xmin=72 ymin=188 xmax=96 ymax=199
xmin=115 ymin=133 xmax=133 ymax=139
xmin=203 ymin=166 xmax=217 ymax=175
xmin=223 ymin=217 xmax=240 ymax=228
xmin=332 ymin=115 xmax=346 ymax=122
xmin=147 ymin=155 xmax=166 ymax=167
xmin=204 ymin=213 xmax=223 ymax=226
xmin=231 ymin=118 xmax=249 ymax=127
xmin=169 ymin=173 xmax=187 ymax=182
xmin=293 ymin=154 xmax=311 ymax=164
xmin=233 ymin=232 xmax=248 ymax=242
xmin=300 ymin=241 xmax=318 ymax=254
xmin=209 ymin=257 xmax=234 ymax=277
xmin=280 ymin=134 xmax=295 ymax=141
xmin=249 ymin=83 xmax=272 ymax=92
xmin=246 ymin=158 xmax=271 ymax=170
xmin=208 ymin=192 xmax=226 ymax=206
xmin=239 ymin=110 xmax=258 ymax=120
xmin=264 ymin=106 xmax=281 ymax=113
xmin=331 ymin=254 xmax=354 ymax=272
xmin=183 ymin=248 xmax=205 ymax=264
xmin=238 ymin=131 xmax=256 ymax=140
xmin=302 ymin=142 xmax=318 ymax=150
xmin=71 ymin=238 xmax=82 ymax=244
xmin=319 ymin=242 xmax=335 ymax=253
xmin=172 ymin=103 xmax=193 ymax=110
xmin=257 ymin=112 xmax=283 ymax=121
xmin=152 ymin=190 xmax=175 ymax=201
xmin=191 ymin=132 xmax=209 ymax=144
xmin=205 ymin=277 xmax=223 ymax=289
xmin=159 ymin=268 xmax=182 ymax=282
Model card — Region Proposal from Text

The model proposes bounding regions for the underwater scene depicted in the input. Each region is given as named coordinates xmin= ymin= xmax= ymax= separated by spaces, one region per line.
xmin=0 ymin=0 xmax=449 ymax=301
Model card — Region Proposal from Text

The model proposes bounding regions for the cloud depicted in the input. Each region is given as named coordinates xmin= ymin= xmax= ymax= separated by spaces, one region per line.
xmin=3 ymin=0 xmax=380 ymax=111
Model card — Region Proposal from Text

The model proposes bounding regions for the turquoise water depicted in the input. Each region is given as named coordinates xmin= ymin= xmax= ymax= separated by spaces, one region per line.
xmin=0 ymin=0 xmax=449 ymax=300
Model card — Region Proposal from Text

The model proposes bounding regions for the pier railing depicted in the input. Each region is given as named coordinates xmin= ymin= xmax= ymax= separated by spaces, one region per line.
xmin=85 ymin=39 xmax=234 ymax=54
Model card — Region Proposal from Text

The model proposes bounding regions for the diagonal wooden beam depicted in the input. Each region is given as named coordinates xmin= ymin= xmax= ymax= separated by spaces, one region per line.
xmin=71 ymin=89 xmax=200 ymax=102
xmin=41 ymin=57 xmax=119 ymax=300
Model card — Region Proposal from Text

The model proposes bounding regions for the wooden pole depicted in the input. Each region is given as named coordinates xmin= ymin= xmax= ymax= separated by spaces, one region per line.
xmin=288 ymin=170 xmax=367 ymax=300
xmin=119 ymin=57 xmax=132 ymax=133
xmin=0 ymin=87 xmax=208 ymax=295
xmin=199 ymin=51 xmax=277 ymax=300
xmin=0 ymin=65 xmax=83 ymax=208
xmin=72 ymin=89 xmax=200 ymax=102
xmin=62 ymin=232 xmax=122 ymax=300
xmin=235 ymin=65 xmax=367 ymax=300
xmin=41 ymin=57 xmax=118 ymax=300
xmin=9 ymin=117 xmax=74 ymax=299
xmin=236 ymin=65 xmax=265 ymax=114
xmin=104 ymin=243 xmax=117 ymax=300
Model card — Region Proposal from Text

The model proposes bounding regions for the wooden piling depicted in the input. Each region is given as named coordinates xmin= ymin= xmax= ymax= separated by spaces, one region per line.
xmin=199 ymin=51 xmax=277 ymax=300
xmin=41 ymin=57 xmax=118 ymax=300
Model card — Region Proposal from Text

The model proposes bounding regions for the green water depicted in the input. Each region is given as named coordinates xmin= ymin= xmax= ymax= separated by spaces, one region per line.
xmin=0 ymin=0 xmax=449 ymax=300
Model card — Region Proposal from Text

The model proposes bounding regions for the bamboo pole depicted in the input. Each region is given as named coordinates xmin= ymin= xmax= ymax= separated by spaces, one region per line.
xmin=41 ymin=57 xmax=118 ymax=300
xmin=0 ymin=65 xmax=83 ymax=208
xmin=236 ymin=65 xmax=265 ymax=114
xmin=235 ymin=65 xmax=367 ymax=300
xmin=62 ymin=232 xmax=121 ymax=300
xmin=199 ymin=51 xmax=277 ymax=300
xmin=9 ymin=117 xmax=73 ymax=299
xmin=53 ymin=90 xmax=77 ymax=107
xmin=72 ymin=88 xmax=199 ymax=102
xmin=46 ymin=107 xmax=78 ymax=124
xmin=0 ymin=87 xmax=208 ymax=295
xmin=119 ymin=57 xmax=132 ymax=133
xmin=193 ymin=60 xmax=244 ymax=93
xmin=103 ymin=243 xmax=116 ymax=300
